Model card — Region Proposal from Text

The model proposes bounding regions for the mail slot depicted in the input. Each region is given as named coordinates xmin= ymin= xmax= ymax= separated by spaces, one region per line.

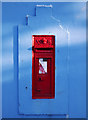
xmin=32 ymin=35 xmax=55 ymax=99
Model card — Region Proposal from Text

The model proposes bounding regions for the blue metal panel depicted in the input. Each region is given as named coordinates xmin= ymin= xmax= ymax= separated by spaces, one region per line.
xmin=18 ymin=6 xmax=68 ymax=115
xmin=18 ymin=26 xmax=32 ymax=114
xmin=0 ymin=2 xmax=2 ymax=119
xmin=2 ymin=2 xmax=86 ymax=118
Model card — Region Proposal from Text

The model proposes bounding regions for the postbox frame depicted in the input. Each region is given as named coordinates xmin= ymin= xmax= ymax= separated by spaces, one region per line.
xmin=32 ymin=35 xmax=55 ymax=99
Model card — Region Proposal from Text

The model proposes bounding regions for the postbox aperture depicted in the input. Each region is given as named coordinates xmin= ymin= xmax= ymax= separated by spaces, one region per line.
xmin=32 ymin=35 xmax=55 ymax=99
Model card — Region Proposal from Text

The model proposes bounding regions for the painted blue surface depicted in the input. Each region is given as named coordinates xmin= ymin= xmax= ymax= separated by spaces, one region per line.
xmin=18 ymin=6 xmax=68 ymax=114
xmin=2 ymin=2 xmax=86 ymax=118
xmin=0 ymin=2 xmax=2 ymax=120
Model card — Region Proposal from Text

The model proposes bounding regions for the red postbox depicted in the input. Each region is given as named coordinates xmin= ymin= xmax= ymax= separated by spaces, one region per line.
xmin=32 ymin=35 xmax=55 ymax=99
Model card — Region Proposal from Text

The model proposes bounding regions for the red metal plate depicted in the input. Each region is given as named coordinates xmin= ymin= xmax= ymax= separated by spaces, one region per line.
xmin=32 ymin=35 xmax=55 ymax=99
xmin=33 ymin=35 xmax=55 ymax=48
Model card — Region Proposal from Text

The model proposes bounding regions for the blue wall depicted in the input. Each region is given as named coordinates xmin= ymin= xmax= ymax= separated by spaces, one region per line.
xmin=0 ymin=2 xmax=2 ymax=120
xmin=2 ymin=2 xmax=86 ymax=118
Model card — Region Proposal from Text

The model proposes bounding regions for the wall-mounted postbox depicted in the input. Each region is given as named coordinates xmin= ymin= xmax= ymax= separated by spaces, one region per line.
xmin=32 ymin=35 xmax=55 ymax=99
xmin=18 ymin=5 xmax=68 ymax=115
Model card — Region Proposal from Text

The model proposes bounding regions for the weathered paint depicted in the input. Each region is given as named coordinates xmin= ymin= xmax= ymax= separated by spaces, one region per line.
xmin=18 ymin=6 xmax=68 ymax=114
xmin=2 ymin=2 xmax=86 ymax=118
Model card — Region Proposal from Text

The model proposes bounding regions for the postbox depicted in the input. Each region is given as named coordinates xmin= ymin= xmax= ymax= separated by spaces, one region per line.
xmin=18 ymin=5 xmax=69 ymax=115
xmin=32 ymin=35 xmax=55 ymax=99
